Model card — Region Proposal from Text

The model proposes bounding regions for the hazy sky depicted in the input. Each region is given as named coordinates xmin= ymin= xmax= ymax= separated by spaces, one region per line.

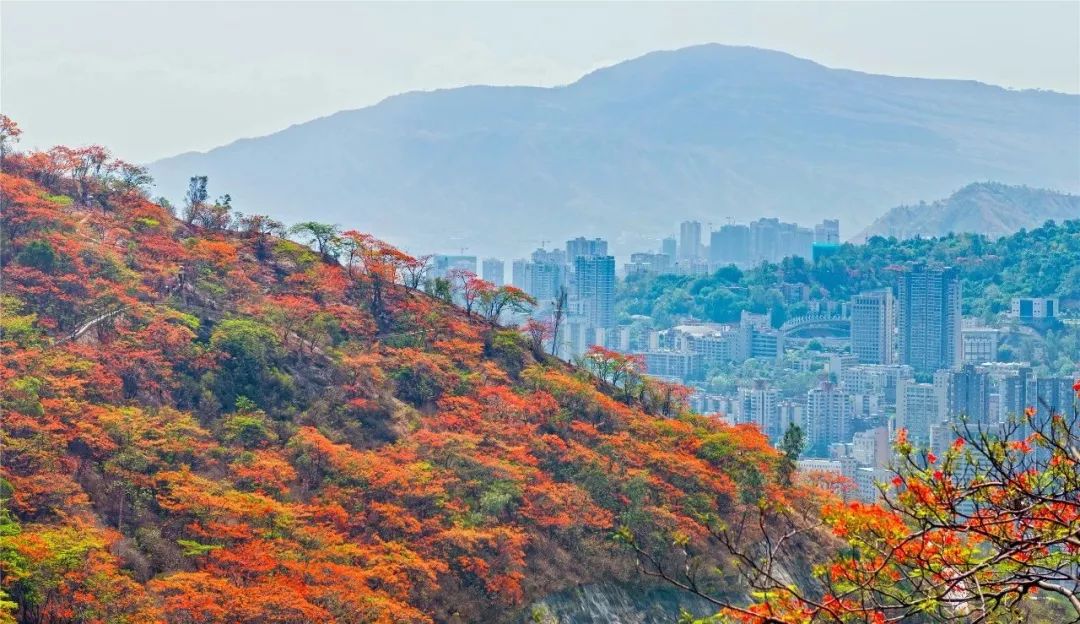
xmin=3 ymin=1 xmax=1078 ymax=163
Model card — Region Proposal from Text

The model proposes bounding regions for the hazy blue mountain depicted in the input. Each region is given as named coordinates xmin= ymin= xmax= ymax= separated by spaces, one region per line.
xmin=148 ymin=44 xmax=1080 ymax=259
xmin=853 ymin=182 xmax=1080 ymax=242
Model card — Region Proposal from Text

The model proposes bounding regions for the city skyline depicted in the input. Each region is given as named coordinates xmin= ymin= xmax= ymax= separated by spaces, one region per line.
xmin=428 ymin=213 xmax=845 ymax=280
xmin=468 ymin=222 xmax=1075 ymax=507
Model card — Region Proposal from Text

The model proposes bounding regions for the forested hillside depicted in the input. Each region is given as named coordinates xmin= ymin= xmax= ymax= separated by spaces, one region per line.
xmin=620 ymin=220 xmax=1080 ymax=327
xmin=0 ymin=121 xmax=817 ymax=622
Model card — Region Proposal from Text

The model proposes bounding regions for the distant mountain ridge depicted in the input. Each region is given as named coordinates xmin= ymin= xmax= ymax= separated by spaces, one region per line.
xmin=148 ymin=44 xmax=1080 ymax=258
xmin=853 ymin=183 xmax=1080 ymax=242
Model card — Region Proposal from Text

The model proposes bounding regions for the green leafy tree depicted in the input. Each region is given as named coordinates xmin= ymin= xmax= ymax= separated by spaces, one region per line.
xmin=289 ymin=222 xmax=341 ymax=260
xmin=207 ymin=319 xmax=291 ymax=412
xmin=777 ymin=423 xmax=805 ymax=486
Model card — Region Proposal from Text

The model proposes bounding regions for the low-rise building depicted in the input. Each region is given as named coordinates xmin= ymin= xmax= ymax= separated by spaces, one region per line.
xmin=624 ymin=252 xmax=673 ymax=276
xmin=640 ymin=350 xmax=703 ymax=380
xmin=798 ymin=455 xmax=886 ymax=504
xmin=796 ymin=456 xmax=859 ymax=502
xmin=689 ymin=392 xmax=736 ymax=417
xmin=840 ymin=364 xmax=914 ymax=406
xmin=1010 ymin=297 xmax=1058 ymax=320
xmin=661 ymin=324 xmax=741 ymax=365
xmin=854 ymin=466 xmax=889 ymax=503
xmin=852 ymin=427 xmax=891 ymax=468
xmin=961 ymin=327 xmax=1000 ymax=364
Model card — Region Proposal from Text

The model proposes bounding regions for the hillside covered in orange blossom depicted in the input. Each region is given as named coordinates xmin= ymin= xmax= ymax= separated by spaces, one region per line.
xmin=0 ymin=119 xmax=821 ymax=623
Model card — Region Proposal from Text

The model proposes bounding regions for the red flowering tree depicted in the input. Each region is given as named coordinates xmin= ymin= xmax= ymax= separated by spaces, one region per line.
xmin=582 ymin=345 xmax=646 ymax=402
xmin=446 ymin=269 xmax=490 ymax=317
xmin=638 ymin=383 xmax=1080 ymax=623
xmin=521 ymin=318 xmax=552 ymax=359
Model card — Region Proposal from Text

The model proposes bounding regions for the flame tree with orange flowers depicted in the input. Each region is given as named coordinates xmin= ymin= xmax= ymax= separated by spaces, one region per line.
xmin=625 ymin=383 xmax=1080 ymax=623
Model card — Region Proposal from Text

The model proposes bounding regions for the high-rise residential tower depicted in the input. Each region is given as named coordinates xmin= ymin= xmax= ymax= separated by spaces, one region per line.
xmin=850 ymin=289 xmax=895 ymax=365
xmin=814 ymin=219 xmax=840 ymax=244
xmin=709 ymin=224 xmax=751 ymax=266
xmin=481 ymin=258 xmax=504 ymax=287
xmin=1035 ymin=377 xmax=1076 ymax=423
xmin=679 ymin=221 xmax=702 ymax=261
xmin=749 ymin=218 xmax=781 ymax=264
xmin=897 ymin=264 xmax=962 ymax=377
xmin=737 ymin=380 xmax=781 ymax=441
xmin=946 ymin=364 xmax=992 ymax=424
xmin=805 ymin=380 xmax=854 ymax=453
xmin=1001 ymin=366 xmax=1036 ymax=422
xmin=566 ymin=237 xmax=608 ymax=262
xmin=897 ymin=377 xmax=945 ymax=446
xmin=661 ymin=237 xmax=678 ymax=259
xmin=573 ymin=255 xmax=616 ymax=329
xmin=511 ymin=250 xmax=566 ymax=307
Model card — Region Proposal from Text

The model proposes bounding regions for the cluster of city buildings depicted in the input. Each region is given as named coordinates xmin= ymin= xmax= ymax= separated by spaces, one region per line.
xmin=431 ymin=218 xmax=839 ymax=359
xmin=626 ymin=217 xmax=840 ymax=276
xmin=685 ymin=265 xmax=1068 ymax=503
xmin=781 ymin=359 xmax=1075 ymax=504
xmin=622 ymin=311 xmax=785 ymax=381
xmin=428 ymin=227 xmax=1071 ymax=506
xmin=430 ymin=237 xmax=617 ymax=358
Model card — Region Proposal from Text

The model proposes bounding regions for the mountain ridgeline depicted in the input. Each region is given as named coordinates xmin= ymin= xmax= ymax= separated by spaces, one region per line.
xmin=854 ymin=182 xmax=1080 ymax=242
xmin=147 ymin=44 xmax=1080 ymax=258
